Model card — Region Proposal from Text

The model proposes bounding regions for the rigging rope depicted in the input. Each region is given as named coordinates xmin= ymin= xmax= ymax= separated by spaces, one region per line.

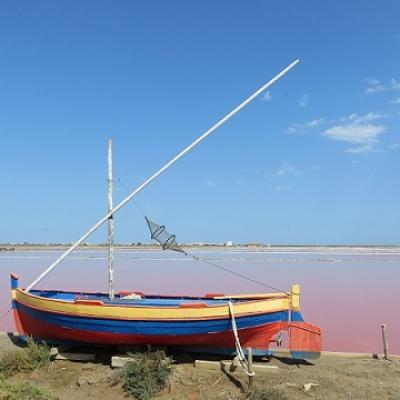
xmin=0 ymin=307 xmax=11 ymax=322
xmin=228 ymin=301 xmax=255 ymax=377
xmin=143 ymin=213 xmax=288 ymax=293
xmin=189 ymin=252 xmax=287 ymax=293
xmin=115 ymin=179 xmax=288 ymax=294
xmin=116 ymin=178 xmax=147 ymax=217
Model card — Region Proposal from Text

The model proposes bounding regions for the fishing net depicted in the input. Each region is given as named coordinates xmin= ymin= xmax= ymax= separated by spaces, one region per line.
xmin=143 ymin=215 xmax=284 ymax=292
xmin=145 ymin=217 xmax=187 ymax=255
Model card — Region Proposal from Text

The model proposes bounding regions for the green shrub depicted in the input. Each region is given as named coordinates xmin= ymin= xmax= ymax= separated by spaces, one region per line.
xmin=0 ymin=338 xmax=51 ymax=377
xmin=246 ymin=385 xmax=288 ymax=400
xmin=0 ymin=374 xmax=56 ymax=400
xmin=122 ymin=351 xmax=172 ymax=400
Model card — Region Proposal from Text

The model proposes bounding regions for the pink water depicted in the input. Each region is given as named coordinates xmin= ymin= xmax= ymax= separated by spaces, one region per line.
xmin=1 ymin=249 xmax=399 ymax=354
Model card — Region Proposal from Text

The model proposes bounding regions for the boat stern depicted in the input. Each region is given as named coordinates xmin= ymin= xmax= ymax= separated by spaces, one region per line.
xmin=288 ymin=284 xmax=322 ymax=360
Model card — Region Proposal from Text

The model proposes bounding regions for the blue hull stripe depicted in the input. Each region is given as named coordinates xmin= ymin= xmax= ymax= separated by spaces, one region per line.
xmin=16 ymin=302 xmax=304 ymax=336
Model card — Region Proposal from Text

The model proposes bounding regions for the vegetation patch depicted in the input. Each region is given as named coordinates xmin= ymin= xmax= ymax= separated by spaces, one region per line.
xmin=121 ymin=350 xmax=172 ymax=400
xmin=245 ymin=384 xmax=288 ymax=400
xmin=0 ymin=338 xmax=51 ymax=377
xmin=0 ymin=374 xmax=56 ymax=400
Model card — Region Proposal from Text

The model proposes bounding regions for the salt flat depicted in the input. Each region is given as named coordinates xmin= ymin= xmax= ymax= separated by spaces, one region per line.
xmin=1 ymin=248 xmax=399 ymax=354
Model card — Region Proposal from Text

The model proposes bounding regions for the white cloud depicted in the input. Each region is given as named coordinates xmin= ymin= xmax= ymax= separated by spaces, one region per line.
xmin=363 ymin=78 xmax=400 ymax=96
xmin=307 ymin=118 xmax=324 ymax=127
xmin=391 ymin=97 xmax=400 ymax=104
xmin=287 ymin=112 xmax=388 ymax=154
xmin=322 ymin=112 xmax=386 ymax=153
xmin=299 ymin=94 xmax=309 ymax=108
xmin=261 ymin=90 xmax=272 ymax=102
xmin=287 ymin=118 xmax=324 ymax=134
xmin=276 ymin=161 xmax=300 ymax=176
xmin=323 ymin=124 xmax=385 ymax=144
xmin=275 ymin=186 xmax=290 ymax=191
xmin=389 ymin=143 xmax=400 ymax=149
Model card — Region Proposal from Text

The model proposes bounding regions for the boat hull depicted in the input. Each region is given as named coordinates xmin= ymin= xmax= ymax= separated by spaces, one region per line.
xmin=15 ymin=304 xmax=283 ymax=351
xmin=10 ymin=275 xmax=321 ymax=359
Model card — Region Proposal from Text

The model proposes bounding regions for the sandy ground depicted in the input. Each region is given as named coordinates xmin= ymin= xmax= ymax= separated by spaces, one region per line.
xmin=1 ymin=334 xmax=399 ymax=400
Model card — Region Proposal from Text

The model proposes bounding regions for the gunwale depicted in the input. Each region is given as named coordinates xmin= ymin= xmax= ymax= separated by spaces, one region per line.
xmin=13 ymin=288 xmax=290 ymax=321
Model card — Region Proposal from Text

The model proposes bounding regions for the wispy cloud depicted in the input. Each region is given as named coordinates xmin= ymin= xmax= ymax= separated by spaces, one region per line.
xmin=391 ymin=97 xmax=400 ymax=104
xmin=237 ymin=178 xmax=245 ymax=187
xmin=275 ymin=161 xmax=300 ymax=176
xmin=299 ymin=94 xmax=309 ymax=108
xmin=346 ymin=144 xmax=375 ymax=154
xmin=203 ymin=180 xmax=215 ymax=188
xmin=260 ymin=90 xmax=272 ymax=102
xmin=286 ymin=118 xmax=324 ymax=134
xmin=389 ymin=143 xmax=400 ymax=149
xmin=338 ymin=112 xmax=387 ymax=124
xmin=275 ymin=186 xmax=290 ymax=191
xmin=392 ymin=79 xmax=400 ymax=90
xmin=321 ymin=112 xmax=386 ymax=153
xmin=363 ymin=78 xmax=400 ymax=96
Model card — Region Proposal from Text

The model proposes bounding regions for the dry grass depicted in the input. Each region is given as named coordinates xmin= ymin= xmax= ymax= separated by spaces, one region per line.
xmin=0 ymin=338 xmax=51 ymax=377
xmin=245 ymin=385 xmax=288 ymax=400
xmin=0 ymin=373 xmax=56 ymax=400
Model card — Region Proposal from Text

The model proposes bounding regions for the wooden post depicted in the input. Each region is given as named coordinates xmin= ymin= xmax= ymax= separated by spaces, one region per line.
xmin=381 ymin=324 xmax=389 ymax=360
xmin=247 ymin=347 xmax=254 ymax=388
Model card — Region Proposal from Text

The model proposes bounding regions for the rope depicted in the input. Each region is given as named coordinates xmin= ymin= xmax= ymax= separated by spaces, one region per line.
xmin=116 ymin=178 xmax=146 ymax=217
xmin=228 ymin=301 xmax=255 ymax=377
xmin=0 ymin=307 xmax=11 ymax=321
xmin=114 ymin=182 xmax=287 ymax=294
xmin=190 ymin=253 xmax=287 ymax=293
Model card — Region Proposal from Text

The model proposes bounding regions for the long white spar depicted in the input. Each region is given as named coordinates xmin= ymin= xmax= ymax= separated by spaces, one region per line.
xmin=26 ymin=59 xmax=300 ymax=292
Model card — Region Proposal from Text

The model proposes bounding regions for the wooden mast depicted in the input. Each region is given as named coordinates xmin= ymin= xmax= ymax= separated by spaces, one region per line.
xmin=107 ymin=139 xmax=115 ymax=299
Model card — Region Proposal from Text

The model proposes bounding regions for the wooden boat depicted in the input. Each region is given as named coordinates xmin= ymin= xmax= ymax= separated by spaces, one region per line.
xmin=10 ymin=60 xmax=321 ymax=360
xmin=11 ymin=276 xmax=320 ymax=358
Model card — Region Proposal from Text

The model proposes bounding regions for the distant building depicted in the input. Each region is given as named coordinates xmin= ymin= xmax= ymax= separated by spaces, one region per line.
xmin=224 ymin=241 xmax=233 ymax=247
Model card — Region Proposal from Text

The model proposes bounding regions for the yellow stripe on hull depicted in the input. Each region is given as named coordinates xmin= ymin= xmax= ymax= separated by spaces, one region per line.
xmin=13 ymin=289 xmax=291 ymax=321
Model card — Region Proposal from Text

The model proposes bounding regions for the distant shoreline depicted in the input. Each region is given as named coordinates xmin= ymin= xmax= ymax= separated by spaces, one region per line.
xmin=1 ymin=243 xmax=400 ymax=253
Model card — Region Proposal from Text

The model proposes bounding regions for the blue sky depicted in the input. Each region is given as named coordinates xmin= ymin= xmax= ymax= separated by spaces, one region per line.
xmin=0 ymin=0 xmax=399 ymax=245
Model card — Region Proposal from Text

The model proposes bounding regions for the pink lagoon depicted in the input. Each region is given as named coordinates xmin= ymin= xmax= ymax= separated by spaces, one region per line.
xmin=1 ymin=247 xmax=399 ymax=355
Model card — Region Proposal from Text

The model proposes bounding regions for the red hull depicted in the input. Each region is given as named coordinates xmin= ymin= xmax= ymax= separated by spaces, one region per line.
xmin=17 ymin=309 xmax=283 ymax=350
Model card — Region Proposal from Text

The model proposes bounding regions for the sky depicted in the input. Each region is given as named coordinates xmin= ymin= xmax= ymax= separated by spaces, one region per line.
xmin=0 ymin=0 xmax=399 ymax=245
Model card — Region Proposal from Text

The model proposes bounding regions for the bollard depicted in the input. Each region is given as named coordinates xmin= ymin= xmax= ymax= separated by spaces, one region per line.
xmin=381 ymin=324 xmax=389 ymax=360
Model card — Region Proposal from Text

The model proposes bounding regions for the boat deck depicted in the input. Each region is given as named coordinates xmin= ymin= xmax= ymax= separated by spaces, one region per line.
xmin=29 ymin=289 xmax=241 ymax=306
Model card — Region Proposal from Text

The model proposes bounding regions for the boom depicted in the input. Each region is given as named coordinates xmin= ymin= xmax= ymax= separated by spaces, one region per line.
xmin=26 ymin=59 xmax=300 ymax=291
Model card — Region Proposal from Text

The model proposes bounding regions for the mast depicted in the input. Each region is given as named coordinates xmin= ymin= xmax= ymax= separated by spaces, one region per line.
xmin=25 ymin=59 xmax=300 ymax=292
xmin=107 ymin=139 xmax=115 ymax=299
